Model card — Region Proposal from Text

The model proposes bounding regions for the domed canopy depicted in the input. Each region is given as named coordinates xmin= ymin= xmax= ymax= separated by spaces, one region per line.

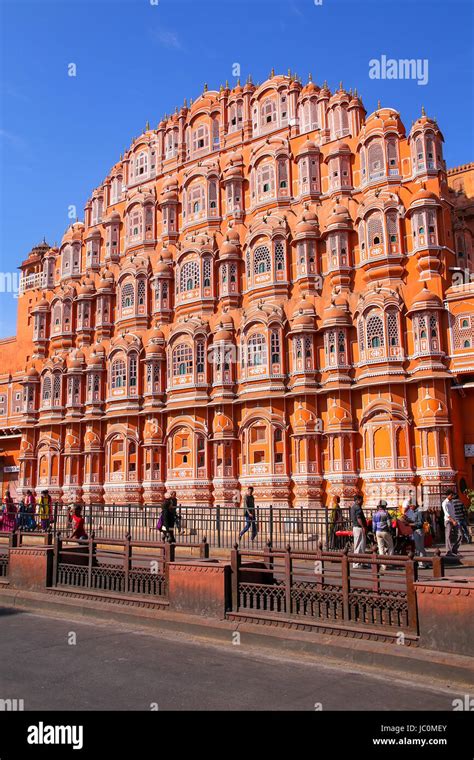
xmin=409 ymin=188 xmax=440 ymax=208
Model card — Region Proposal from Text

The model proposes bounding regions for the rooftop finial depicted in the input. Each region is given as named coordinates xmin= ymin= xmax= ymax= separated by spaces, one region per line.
xmin=183 ymin=98 xmax=187 ymax=108
xmin=421 ymin=104 xmax=426 ymax=116
xmin=308 ymin=72 xmax=312 ymax=82
xmin=204 ymin=83 xmax=208 ymax=92
xmin=339 ymin=80 xmax=343 ymax=90
xmin=270 ymin=68 xmax=275 ymax=77
xmin=225 ymin=79 xmax=229 ymax=88
xmin=377 ymin=99 xmax=381 ymax=109
xmin=237 ymin=77 xmax=241 ymax=86
xmin=145 ymin=120 xmax=150 ymax=131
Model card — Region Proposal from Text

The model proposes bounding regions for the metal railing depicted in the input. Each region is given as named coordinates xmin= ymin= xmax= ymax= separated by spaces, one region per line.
xmin=230 ymin=544 xmax=445 ymax=635
xmin=46 ymin=504 xmax=379 ymax=550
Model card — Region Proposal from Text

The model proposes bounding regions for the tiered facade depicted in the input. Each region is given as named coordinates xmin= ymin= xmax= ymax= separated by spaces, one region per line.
xmin=1 ymin=73 xmax=474 ymax=507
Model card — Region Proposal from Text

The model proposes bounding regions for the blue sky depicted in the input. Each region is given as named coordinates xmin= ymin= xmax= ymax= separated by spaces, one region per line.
xmin=0 ymin=0 xmax=473 ymax=337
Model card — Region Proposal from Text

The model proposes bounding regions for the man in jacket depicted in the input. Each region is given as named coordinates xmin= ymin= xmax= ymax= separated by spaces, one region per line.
xmin=239 ymin=486 xmax=257 ymax=541
xmin=350 ymin=495 xmax=367 ymax=568
xmin=372 ymin=500 xmax=394 ymax=571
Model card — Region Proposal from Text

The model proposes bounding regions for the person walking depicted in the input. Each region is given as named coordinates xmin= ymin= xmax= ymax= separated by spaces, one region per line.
xmin=37 ymin=490 xmax=52 ymax=531
xmin=328 ymin=496 xmax=344 ymax=550
xmin=1 ymin=491 xmax=17 ymax=532
xmin=453 ymin=492 xmax=471 ymax=544
xmin=239 ymin=486 xmax=257 ymax=542
xmin=442 ymin=489 xmax=461 ymax=557
xmin=25 ymin=490 xmax=37 ymax=531
xmin=406 ymin=503 xmax=429 ymax=568
xmin=373 ymin=500 xmax=394 ymax=571
xmin=161 ymin=493 xmax=177 ymax=544
xmin=70 ymin=506 xmax=88 ymax=541
xmin=350 ymin=494 xmax=367 ymax=568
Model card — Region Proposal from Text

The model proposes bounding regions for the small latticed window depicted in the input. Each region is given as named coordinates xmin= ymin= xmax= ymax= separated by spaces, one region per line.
xmin=122 ymin=282 xmax=134 ymax=309
xmin=137 ymin=280 xmax=146 ymax=306
xmin=254 ymin=245 xmax=271 ymax=275
xmin=111 ymin=360 xmax=126 ymax=389
xmin=173 ymin=344 xmax=193 ymax=376
xmin=367 ymin=213 xmax=384 ymax=246
xmin=274 ymin=241 xmax=285 ymax=272
xmin=247 ymin=333 xmax=267 ymax=367
xmin=203 ymin=258 xmax=211 ymax=288
xmin=387 ymin=312 xmax=399 ymax=347
xmin=366 ymin=313 xmax=384 ymax=348
xmin=180 ymin=260 xmax=200 ymax=292
xmin=196 ymin=341 xmax=205 ymax=374
xmin=271 ymin=331 xmax=280 ymax=364
xmin=129 ymin=355 xmax=137 ymax=387
xmin=42 ymin=376 xmax=51 ymax=401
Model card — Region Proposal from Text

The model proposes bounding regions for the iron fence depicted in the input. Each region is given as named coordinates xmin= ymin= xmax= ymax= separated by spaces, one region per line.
xmin=230 ymin=545 xmax=445 ymax=634
xmin=47 ymin=504 xmax=380 ymax=550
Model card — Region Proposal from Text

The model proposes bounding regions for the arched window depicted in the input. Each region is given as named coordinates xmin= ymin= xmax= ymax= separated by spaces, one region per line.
xmin=203 ymin=258 xmax=211 ymax=288
xmin=274 ymin=241 xmax=285 ymax=273
xmin=209 ymin=179 xmax=218 ymax=211
xmin=129 ymin=355 xmax=138 ymax=388
xmin=367 ymin=141 xmax=384 ymax=179
xmin=135 ymin=152 xmax=148 ymax=177
xmin=366 ymin=313 xmax=384 ymax=348
xmin=137 ymin=279 xmax=146 ymax=306
xmin=173 ymin=344 xmax=193 ymax=376
xmin=196 ymin=341 xmax=205 ymax=374
xmin=257 ymin=163 xmax=276 ymax=196
xmin=111 ymin=359 xmax=126 ymax=389
xmin=387 ymin=210 xmax=399 ymax=246
xmin=261 ymin=98 xmax=277 ymax=128
xmin=212 ymin=116 xmax=220 ymax=150
xmin=180 ymin=260 xmax=200 ymax=292
xmin=386 ymin=138 xmax=398 ymax=170
xmin=192 ymin=124 xmax=209 ymax=154
xmin=53 ymin=374 xmax=61 ymax=402
xmin=186 ymin=183 xmax=205 ymax=217
xmin=122 ymin=282 xmax=134 ymax=309
xmin=387 ymin=311 xmax=399 ymax=347
xmin=42 ymin=376 xmax=51 ymax=401
xmin=247 ymin=333 xmax=267 ymax=367
xmin=367 ymin=213 xmax=384 ymax=247
xmin=271 ymin=330 xmax=280 ymax=364
xmin=253 ymin=245 xmax=271 ymax=275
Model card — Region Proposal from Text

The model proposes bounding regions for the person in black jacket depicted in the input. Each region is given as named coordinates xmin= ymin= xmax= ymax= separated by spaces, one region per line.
xmin=239 ymin=486 xmax=257 ymax=541
xmin=161 ymin=494 xmax=177 ymax=544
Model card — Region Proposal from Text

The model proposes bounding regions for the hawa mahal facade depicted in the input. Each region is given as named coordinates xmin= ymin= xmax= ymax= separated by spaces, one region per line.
xmin=1 ymin=73 xmax=474 ymax=508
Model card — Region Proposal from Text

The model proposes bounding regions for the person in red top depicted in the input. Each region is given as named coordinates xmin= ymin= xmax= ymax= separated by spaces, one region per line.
xmin=70 ymin=506 xmax=88 ymax=541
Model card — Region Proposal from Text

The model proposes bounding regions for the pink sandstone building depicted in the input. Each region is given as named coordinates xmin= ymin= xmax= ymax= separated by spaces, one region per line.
xmin=0 ymin=73 xmax=473 ymax=508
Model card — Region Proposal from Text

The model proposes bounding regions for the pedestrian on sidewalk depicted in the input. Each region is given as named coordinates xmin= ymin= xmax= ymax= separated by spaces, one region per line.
xmin=1 ymin=491 xmax=17 ymax=532
xmin=239 ymin=486 xmax=257 ymax=542
xmin=350 ymin=494 xmax=367 ymax=567
xmin=70 ymin=506 xmax=88 ymax=541
xmin=38 ymin=490 xmax=52 ymax=531
xmin=24 ymin=490 xmax=37 ymax=531
xmin=373 ymin=500 xmax=394 ymax=571
xmin=442 ymin=489 xmax=461 ymax=557
xmin=161 ymin=493 xmax=177 ymax=544
xmin=453 ymin=492 xmax=471 ymax=544
xmin=409 ymin=503 xmax=428 ymax=568
xmin=328 ymin=496 xmax=344 ymax=550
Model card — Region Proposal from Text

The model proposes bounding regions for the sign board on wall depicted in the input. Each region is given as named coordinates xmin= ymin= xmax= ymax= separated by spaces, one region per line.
xmin=3 ymin=466 xmax=19 ymax=473
xmin=464 ymin=444 xmax=474 ymax=457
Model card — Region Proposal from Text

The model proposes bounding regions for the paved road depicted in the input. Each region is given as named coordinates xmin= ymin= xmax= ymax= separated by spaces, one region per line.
xmin=0 ymin=608 xmax=459 ymax=711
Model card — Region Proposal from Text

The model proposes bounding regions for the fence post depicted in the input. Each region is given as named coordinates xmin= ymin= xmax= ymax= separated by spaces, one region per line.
xmin=405 ymin=552 xmax=418 ymax=633
xmin=269 ymin=504 xmax=274 ymax=548
xmin=230 ymin=543 xmax=240 ymax=612
xmin=285 ymin=544 xmax=292 ymax=615
xmin=432 ymin=548 xmax=445 ymax=579
xmin=87 ymin=503 xmax=93 ymax=537
xmin=127 ymin=504 xmax=131 ymax=538
xmin=53 ymin=502 xmax=58 ymax=533
xmin=216 ymin=505 xmax=221 ymax=549
xmin=87 ymin=532 xmax=95 ymax=589
xmin=52 ymin=531 xmax=61 ymax=586
xmin=199 ymin=535 xmax=209 ymax=559
xmin=324 ymin=508 xmax=329 ymax=550
xmin=124 ymin=533 xmax=132 ymax=594
xmin=341 ymin=545 xmax=351 ymax=621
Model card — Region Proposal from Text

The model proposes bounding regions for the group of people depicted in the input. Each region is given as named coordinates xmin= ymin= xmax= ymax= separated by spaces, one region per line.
xmin=0 ymin=489 xmax=53 ymax=532
xmin=347 ymin=488 xmax=471 ymax=569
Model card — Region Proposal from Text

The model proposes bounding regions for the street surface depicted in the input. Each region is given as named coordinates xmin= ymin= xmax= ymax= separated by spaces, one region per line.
xmin=0 ymin=608 xmax=461 ymax=711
